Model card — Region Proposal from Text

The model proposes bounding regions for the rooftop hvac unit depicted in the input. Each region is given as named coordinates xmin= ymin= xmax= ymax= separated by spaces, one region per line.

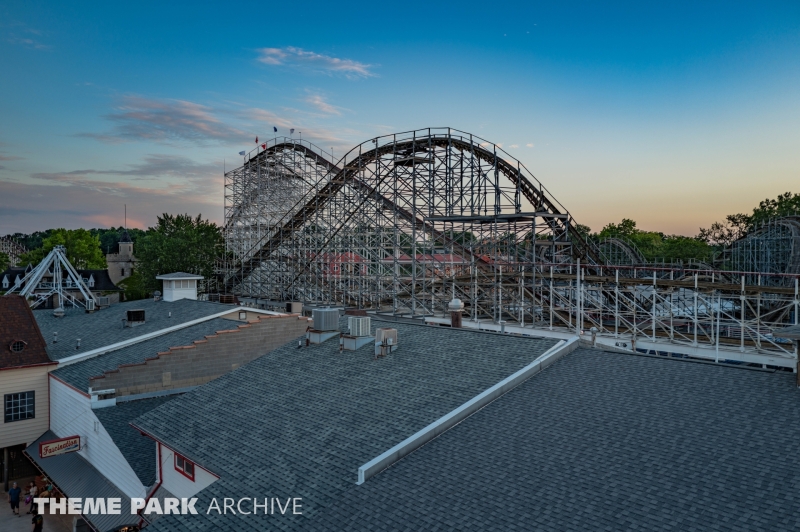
xmin=312 ymin=308 xmax=340 ymax=331
xmin=348 ymin=316 xmax=371 ymax=337
xmin=97 ymin=296 xmax=110 ymax=307
xmin=85 ymin=299 xmax=96 ymax=311
xmin=126 ymin=309 xmax=146 ymax=327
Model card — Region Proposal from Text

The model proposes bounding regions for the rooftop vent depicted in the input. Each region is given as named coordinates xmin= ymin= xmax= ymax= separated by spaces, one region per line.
xmin=348 ymin=316 xmax=371 ymax=337
xmin=126 ymin=309 xmax=146 ymax=327
xmin=375 ymin=327 xmax=399 ymax=358
xmin=97 ymin=296 xmax=110 ymax=307
xmin=312 ymin=308 xmax=340 ymax=332
xmin=85 ymin=299 xmax=96 ymax=312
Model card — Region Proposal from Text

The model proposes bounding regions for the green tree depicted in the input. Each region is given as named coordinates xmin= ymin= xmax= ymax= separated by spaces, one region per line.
xmin=117 ymin=270 xmax=150 ymax=301
xmin=18 ymin=229 xmax=106 ymax=269
xmin=750 ymin=192 xmax=800 ymax=226
xmin=659 ymin=235 xmax=712 ymax=262
xmin=5 ymin=230 xmax=53 ymax=253
xmin=135 ymin=213 xmax=223 ymax=292
xmin=598 ymin=218 xmax=711 ymax=262
xmin=574 ymin=224 xmax=592 ymax=241
xmin=0 ymin=251 xmax=9 ymax=272
xmin=91 ymin=227 xmax=148 ymax=254
xmin=696 ymin=214 xmax=749 ymax=246
xmin=698 ymin=192 xmax=800 ymax=244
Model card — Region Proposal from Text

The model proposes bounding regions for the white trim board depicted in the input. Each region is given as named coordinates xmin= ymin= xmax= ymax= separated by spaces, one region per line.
xmin=356 ymin=337 xmax=580 ymax=484
xmin=57 ymin=307 xmax=287 ymax=367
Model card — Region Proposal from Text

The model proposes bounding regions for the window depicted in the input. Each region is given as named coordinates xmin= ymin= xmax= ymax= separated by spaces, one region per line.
xmin=121 ymin=268 xmax=125 ymax=277
xmin=175 ymin=453 xmax=195 ymax=481
xmin=9 ymin=340 xmax=26 ymax=353
xmin=4 ymin=391 xmax=35 ymax=423
xmin=2 ymin=275 xmax=8 ymax=289
xmin=238 ymin=311 xmax=247 ymax=320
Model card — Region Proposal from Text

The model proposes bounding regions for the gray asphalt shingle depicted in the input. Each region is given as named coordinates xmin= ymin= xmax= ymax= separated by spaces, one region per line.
xmin=132 ymin=320 xmax=558 ymax=531
xmin=315 ymin=348 xmax=800 ymax=532
xmin=93 ymin=396 xmax=177 ymax=488
xmin=35 ymin=298 xmax=235 ymax=361
xmin=51 ymin=317 xmax=237 ymax=392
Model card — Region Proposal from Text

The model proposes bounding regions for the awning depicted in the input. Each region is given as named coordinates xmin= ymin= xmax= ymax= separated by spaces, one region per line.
xmin=25 ymin=431 xmax=140 ymax=532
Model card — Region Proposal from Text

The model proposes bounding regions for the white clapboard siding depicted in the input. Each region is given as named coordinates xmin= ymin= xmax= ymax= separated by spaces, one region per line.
xmin=49 ymin=377 xmax=148 ymax=499
xmin=159 ymin=443 xmax=217 ymax=499
xmin=0 ymin=366 xmax=51 ymax=449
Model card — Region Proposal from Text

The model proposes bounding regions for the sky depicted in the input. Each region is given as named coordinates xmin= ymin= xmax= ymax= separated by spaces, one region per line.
xmin=1 ymin=1 xmax=799 ymax=236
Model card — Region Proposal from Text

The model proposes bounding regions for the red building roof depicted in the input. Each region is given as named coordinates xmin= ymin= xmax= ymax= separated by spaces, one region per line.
xmin=0 ymin=295 xmax=55 ymax=370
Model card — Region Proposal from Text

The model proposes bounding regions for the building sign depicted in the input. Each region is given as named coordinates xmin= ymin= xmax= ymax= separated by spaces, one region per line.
xmin=39 ymin=435 xmax=80 ymax=458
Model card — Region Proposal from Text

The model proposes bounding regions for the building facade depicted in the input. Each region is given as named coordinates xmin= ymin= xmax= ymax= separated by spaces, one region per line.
xmin=0 ymin=295 xmax=57 ymax=490
xmin=106 ymin=229 xmax=138 ymax=286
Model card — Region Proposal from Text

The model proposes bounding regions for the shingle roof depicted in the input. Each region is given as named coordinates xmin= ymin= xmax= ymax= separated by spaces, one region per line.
xmin=79 ymin=269 xmax=122 ymax=292
xmin=51 ymin=317 xmax=235 ymax=392
xmin=156 ymin=272 xmax=204 ymax=279
xmin=94 ymin=396 xmax=178 ymax=488
xmin=0 ymin=295 xmax=54 ymax=369
xmin=34 ymin=297 xmax=234 ymax=361
xmin=133 ymin=320 xmax=558 ymax=532
xmin=313 ymin=348 xmax=800 ymax=531
xmin=1 ymin=267 xmax=122 ymax=292
xmin=26 ymin=431 xmax=140 ymax=532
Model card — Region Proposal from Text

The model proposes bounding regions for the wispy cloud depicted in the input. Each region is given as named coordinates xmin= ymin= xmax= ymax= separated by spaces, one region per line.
xmin=6 ymin=25 xmax=50 ymax=50
xmin=0 ymin=179 xmax=222 ymax=233
xmin=246 ymin=108 xmax=295 ymax=130
xmin=526 ymin=143 xmax=534 ymax=148
xmin=256 ymin=47 xmax=375 ymax=79
xmin=246 ymin=107 xmax=359 ymax=149
xmin=79 ymin=96 xmax=247 ymax=145
xmin=7 ymin=36 xmax=50 ymax=50
xmin=304 ymin=94 xmax=343 ymax=116
xmin=0 ymin=154 xmax=23 ymax=161
xmin=509 ymin=144 xmax=519 ymax=148
xmin=30 ymin=154 xmax=222 ymax=194
xmin=0 ymin=154 xmax=226 ymax=232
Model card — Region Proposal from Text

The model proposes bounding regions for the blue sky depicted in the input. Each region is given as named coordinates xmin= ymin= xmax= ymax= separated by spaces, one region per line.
xmin=1 ymin=1 xmax=798 ymax=235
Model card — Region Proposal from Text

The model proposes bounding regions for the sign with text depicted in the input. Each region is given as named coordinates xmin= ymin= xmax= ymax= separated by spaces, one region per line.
xmin=39 ymin=435 xmax=80 ymax=458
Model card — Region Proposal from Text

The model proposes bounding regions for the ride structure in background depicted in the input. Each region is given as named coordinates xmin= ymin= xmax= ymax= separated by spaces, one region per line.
xmin=222 ymin=128 xmax=799 ymax=369
xmin=722 ymin=215 xmax=800 ymax=287
xmin=3 ymin=245 xmax=96 ymax=310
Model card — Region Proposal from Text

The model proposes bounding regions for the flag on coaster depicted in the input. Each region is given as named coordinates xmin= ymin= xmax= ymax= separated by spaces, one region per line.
xmin=238 ymin=151 xmax=245 ymax=156
xmin=290 ymin=128 xmax=295 ymax=135
xmin=273 ymin=127 xmax=277 ymax=132
xmin=255 ymin=136 xmax=258 ymax=143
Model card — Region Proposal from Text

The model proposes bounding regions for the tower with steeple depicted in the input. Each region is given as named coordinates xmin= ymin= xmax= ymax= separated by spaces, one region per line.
xmin=106 ymin=228 xmax=138 ymax=285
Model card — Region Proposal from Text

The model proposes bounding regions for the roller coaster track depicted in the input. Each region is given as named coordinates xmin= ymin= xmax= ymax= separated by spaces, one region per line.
xmin=224 ymin=131 xmax=602 ymax=292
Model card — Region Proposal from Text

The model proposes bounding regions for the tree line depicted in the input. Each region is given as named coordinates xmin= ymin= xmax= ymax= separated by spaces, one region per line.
xmin=3 ymin=214 xmax=223 ymax=301
xmin=575 ymin=191 xmax=800 ymax=263
xmin=2 ymin=192 xmax=797 ymax=295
